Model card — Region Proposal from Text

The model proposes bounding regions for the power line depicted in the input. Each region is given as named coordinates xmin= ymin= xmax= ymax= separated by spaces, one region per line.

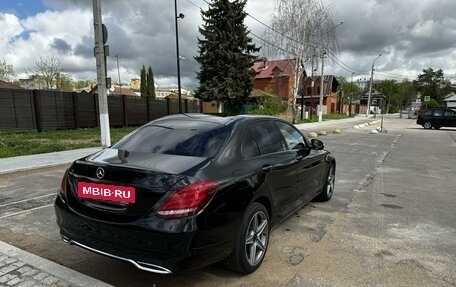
xmin=249 ymin=31 xmax=296 ymax=56
xmin=195 ymin=0 xmax=317 ymax=50
xmin=325 ymin=50 xmax=366 ymax=74
xmin=185 ymin=0 xmax=201 ymax=9
xmin=375 ymin=70 xmax=407 ymax=78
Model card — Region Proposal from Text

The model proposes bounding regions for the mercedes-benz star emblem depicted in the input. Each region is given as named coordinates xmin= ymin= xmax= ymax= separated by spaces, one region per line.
xmin=96 ymin=167 xmax=105 ymax=179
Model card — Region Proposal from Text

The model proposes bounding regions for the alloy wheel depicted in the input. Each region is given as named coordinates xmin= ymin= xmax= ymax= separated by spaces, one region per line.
xmin=244 ymin=210 xmax=269 ymax=266
xmin=326 ymin=165 xmax=335 ymax=197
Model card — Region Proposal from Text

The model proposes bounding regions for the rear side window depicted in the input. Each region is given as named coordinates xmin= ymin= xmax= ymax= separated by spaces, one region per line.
xmin=424 ymin=110 xmax=433 ymax=116
xmin=112 ymin=122 xmax=230 ymax=158
xmin=242 ymin=131 xmax=261 ymax=158
xmin=444 ymin=110 xmax=455 ymax=117
xmin=249 ymin=121 xmax=285 ymax=154
xmin=433 ymin=110 xmax=443 ymax=117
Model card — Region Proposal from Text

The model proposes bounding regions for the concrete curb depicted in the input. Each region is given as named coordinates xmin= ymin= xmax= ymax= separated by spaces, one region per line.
xmin=0 ymin=241 xmax=113 ymax=287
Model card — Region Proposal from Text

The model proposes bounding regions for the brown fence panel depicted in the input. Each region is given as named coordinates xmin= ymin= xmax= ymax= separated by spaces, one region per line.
xmin=125 ymin=96 xmax=148 ymax=126
xmin=148 ymin=99 xmax=168 ymax=120
xmin=14 ymin=90 xmax=36 ymax=130
xmin=37 ymin=90 xmax=74 ymax=130
xmin=0 ymin=89 xmax=36 ymax=130
xmin=108 ymin=95 xmax=124 ymax=126
xmin=201 ymin=101 xmax=219 ymax=113
xmin=0 ymin=89 xmax=16 ymax=130
xmin=187 ymin=100 xmax=200 ymax=113
xmin=0 ymin=88 xmax=205 ymax=131
xmin=76 ymin=93 xmax=97 ymax=128
xmin=168 ymin=99 xmax=180 ymax=114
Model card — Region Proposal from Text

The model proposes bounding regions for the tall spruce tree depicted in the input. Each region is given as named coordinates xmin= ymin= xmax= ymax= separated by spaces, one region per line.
xmin=140 ymin=65 xmax=147 ymax=96
xmin=195 ymin=0 xmax=260 ymax=113
xmin=147 ymin=66 xmax=156 ymax=98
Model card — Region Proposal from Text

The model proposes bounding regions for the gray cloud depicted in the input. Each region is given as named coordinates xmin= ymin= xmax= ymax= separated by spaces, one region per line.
xmin=51 ymin=37 xmax=71 ymax=54
xmin=325 ymin=0 xmax=456 ymax=80
xmin=4 ymin=0 xmax=456 ymax=87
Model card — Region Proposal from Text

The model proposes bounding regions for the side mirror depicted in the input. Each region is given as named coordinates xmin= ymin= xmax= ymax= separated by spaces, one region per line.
xmin=311 ymin=139 xmax=324 ymax=150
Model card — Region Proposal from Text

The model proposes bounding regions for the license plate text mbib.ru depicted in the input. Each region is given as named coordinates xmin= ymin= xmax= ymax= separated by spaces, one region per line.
xmin=77 ymin=182 xmax=136 ymax=203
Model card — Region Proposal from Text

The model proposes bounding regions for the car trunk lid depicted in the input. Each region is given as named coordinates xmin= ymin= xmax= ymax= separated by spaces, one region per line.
xmin=63 ymin=148 xmax=210 ymax=223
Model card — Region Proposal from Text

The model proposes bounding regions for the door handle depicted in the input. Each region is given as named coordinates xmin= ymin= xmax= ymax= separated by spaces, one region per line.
xmin=262 ymin=164 xmax=273 ymax=173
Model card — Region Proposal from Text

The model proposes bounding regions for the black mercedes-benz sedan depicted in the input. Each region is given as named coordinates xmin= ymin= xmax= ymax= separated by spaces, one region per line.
xmin=55 ymin=114 xmax=336 ymax=274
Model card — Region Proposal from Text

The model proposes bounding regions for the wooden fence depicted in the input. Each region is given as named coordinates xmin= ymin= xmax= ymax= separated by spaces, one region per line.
xmin=0 ymin=88 xmax=201 ymax=131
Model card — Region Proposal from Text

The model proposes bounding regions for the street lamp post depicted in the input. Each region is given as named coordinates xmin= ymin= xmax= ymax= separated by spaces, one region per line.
xmin=318 ymin=50 xmax=326 ymax=123
xmin=113 ymin=55 xmax=121 ymax=95
xmin=174 ymin=0 xmax=184 ymax=113
xmin=366 ymin=53 xmax=382 ymax=117
xmin=349 ymin=72 xmax=354 ymax=117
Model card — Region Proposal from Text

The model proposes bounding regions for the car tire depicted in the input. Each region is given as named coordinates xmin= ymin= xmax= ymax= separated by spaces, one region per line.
xmin=434 ymin=126 xmax=441 ymax=130
xmin=315 ymin=163 xmax=335 ymax=202
xmin=423 ymin=122 xmax=432 ymax=129
xmin=224 ymin=202 xmax=269 ymax=274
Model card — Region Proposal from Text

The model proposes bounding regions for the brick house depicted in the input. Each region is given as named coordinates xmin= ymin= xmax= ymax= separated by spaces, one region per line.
xmin=251 ymin=57 xmax=305 ymax=104
xmin=300 ymin=75 xmax=340 ymax=115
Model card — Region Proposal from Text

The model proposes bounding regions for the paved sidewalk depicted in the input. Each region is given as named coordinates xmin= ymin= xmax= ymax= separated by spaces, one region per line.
xmin=0 ymin=147 xmax=101 ymax=175
xmin=295 ymin=114 xmax=372 ymax=131
xmin=0 ymin=241 xmax=112 ymax=287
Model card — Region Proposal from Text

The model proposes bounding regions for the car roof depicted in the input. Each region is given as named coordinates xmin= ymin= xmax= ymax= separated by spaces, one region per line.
xmin=148 ymin=113 xmax=279 ymax=127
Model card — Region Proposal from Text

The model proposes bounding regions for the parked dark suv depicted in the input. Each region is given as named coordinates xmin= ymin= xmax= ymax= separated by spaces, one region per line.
xmin=416 ymin=108 xmax=456 ymax=129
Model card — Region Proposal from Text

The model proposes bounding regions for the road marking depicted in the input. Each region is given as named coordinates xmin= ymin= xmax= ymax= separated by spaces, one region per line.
xmin=0 ymin=193 xmax=55 ymax=208
xmin=0 ymin=203 xmax=54 ymax=219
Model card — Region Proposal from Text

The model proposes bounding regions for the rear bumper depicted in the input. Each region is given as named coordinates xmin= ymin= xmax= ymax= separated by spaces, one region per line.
xmin=416 ymin=118 xmax=425 ymax=125
xmin=62 ymin=237 xmax=173 ymax=274
xmin=54 ymin=197 xmax=239 ymax=273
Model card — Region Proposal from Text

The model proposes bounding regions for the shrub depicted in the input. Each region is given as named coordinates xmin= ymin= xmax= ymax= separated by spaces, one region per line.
xmin=249 ymin=92 xmax=288 ymax=116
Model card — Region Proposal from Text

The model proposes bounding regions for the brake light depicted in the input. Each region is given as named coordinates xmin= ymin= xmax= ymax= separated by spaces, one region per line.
xmin=58 ymin=170 xmax=68 ymax=202
xmin=156 ymin=181 xmax=219 ymax=218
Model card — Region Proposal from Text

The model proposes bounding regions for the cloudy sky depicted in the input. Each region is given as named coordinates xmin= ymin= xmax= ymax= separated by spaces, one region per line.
xmin=1 ymin=0 xmax=456 ymax=90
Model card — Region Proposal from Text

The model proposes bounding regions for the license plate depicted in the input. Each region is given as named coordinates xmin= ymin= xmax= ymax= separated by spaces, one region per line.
xmin=77 ymin=182 xmax=136 ymax=203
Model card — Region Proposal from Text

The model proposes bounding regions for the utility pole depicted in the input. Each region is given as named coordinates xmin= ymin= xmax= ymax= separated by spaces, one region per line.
xmin=318 ymin=50 xmax=326 ymax=123
xmin=174 ymin=0 xmax=184 ymax=113
xmin=114 ymin=55 xmax=121 ymax=95
xmin=299 ymin=59 xmax=305 ymax=121
xmin=92 ymin=0 xmax=110 ymax=147
xmin=309 ymin=55 xmax=316 ymax=120
xmin=292 ymin=55 xmax=301 ymax=124
xmin=366 ymin=53 xmax=382 ymax=117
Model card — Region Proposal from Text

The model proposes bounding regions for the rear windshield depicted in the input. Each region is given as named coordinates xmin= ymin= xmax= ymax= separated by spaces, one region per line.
xmin=112 ymin=122 xmax=230 ymax=158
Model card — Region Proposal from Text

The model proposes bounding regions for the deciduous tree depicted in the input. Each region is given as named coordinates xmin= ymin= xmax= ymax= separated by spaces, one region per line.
xmin=34 ymin=56 xmax=61 ymax=89
xmin=0 ymin=58 xmax=15 ymax=82
xmin=263 ymin=0 xmax=338 ymax=62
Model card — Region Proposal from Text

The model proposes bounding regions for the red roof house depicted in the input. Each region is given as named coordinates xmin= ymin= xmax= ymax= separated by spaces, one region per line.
xmin=252 ymin=57 xmax=304 ymax=103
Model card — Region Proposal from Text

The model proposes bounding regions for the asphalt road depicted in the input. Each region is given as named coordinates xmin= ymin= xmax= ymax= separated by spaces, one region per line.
xmin=0 ymin=116 xmax=455 ymax=287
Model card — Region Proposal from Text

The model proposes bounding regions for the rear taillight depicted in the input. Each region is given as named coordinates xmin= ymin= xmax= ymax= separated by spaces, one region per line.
xmin=58 ymin=170 xmax=68 ymax=202
xmin=156 ymin=181 xmax=219 ymax=219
